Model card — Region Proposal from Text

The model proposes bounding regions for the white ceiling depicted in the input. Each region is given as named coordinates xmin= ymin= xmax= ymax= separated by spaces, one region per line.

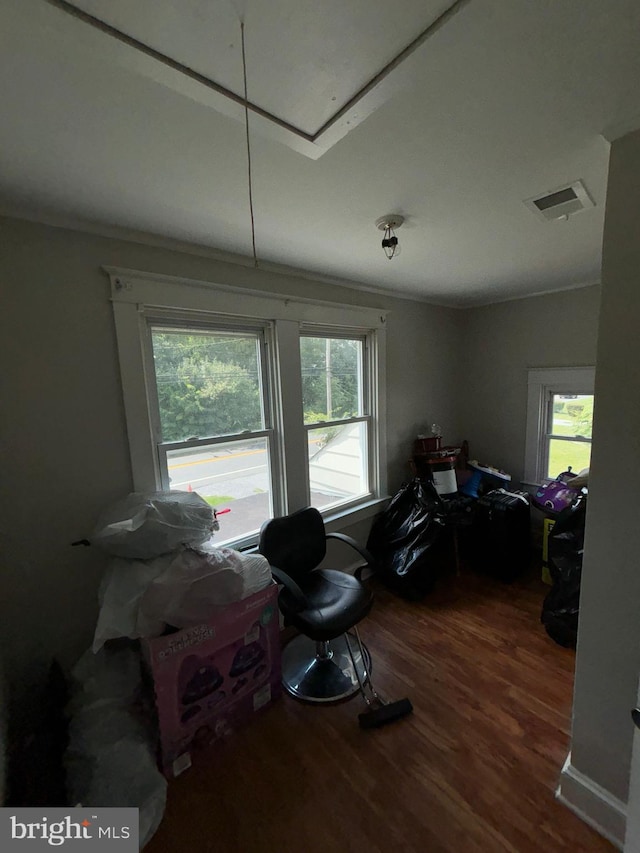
xmin=1 ymin=0 xmax=640 ymax=305
xmin=68 ymin=0 xmax=456 ymax=138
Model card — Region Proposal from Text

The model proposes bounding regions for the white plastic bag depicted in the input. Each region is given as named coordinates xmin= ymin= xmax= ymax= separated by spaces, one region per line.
xmin=66 ymin=738 xmax=167 ymax=849
xmin=93 ymin=546 xmax=272 ymax=649
xmin=70 ymin=646 xmax=145 ymax=710
xmin=139 ymin=545 xmax=272 ymax=629
xmin=92 ymin=556 xmax=171 ymax=652
xmin=65 ymin=647 xmax=167 ymax=850
xmin=91 ymin=491 xmax=214 ymax=559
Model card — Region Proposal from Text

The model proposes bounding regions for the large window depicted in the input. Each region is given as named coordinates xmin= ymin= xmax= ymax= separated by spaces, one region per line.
xmin=524 ymin=367 xmax=595 ymax=485
xmin=149 ymin=322 xmax=275 ymax=544
xmin=109 ymin=268 xmax=387 ymax=547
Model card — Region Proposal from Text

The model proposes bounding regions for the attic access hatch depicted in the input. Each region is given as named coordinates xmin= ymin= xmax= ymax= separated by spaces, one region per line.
xmin=524 ymin=181 xmax=595 ymax=221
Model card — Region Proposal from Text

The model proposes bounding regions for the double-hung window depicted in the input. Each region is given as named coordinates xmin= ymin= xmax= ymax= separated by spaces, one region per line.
xmin=109 ymin=268 xmax=387 ymax=547
xmin=524 ymin=366 xmax=595 ymax=485
xmin=300 ymin=331 xmax=371 ymax=512
xmin=147 ymin=318 xmax=277 ymax=546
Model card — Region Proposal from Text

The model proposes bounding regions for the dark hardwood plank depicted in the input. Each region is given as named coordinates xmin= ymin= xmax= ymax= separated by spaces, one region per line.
xmin=146 ymin=569 xmax=613 ymax=852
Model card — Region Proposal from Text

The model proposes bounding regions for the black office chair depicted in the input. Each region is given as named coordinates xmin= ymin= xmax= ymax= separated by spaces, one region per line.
xmin=258 ymin=506 xmax=375 ymax=703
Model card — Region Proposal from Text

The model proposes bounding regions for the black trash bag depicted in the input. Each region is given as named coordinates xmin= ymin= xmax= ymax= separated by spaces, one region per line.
xmin=366 ymin=478 xmax=448 ymax=598
xmin=541 ymin=495 xmax=587 ymax=648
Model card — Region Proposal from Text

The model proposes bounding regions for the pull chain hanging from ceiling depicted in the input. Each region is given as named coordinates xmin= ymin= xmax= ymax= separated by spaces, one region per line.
xmin=240 ymin=20 xmax=258 ymax=268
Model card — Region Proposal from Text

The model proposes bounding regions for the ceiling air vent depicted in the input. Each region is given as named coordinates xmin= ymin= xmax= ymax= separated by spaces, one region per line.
xmin=524 ymin=180 xmax=595 ymax=221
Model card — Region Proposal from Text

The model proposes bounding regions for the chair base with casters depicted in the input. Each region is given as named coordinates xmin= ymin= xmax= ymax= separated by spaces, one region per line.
xmin=281 ymin=633 xmax=371 ymax=703
xmin=259 ymin=507 xmax=413 ymax=724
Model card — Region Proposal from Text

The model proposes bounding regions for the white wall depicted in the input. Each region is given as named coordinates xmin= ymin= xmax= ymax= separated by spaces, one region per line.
xmin=0 ymin=216 xmax=461 ymax=700
xmin=568 ymin=128 xmax=640 ymax=807
xmin=458 ymin=285 xmax=601 ymax=483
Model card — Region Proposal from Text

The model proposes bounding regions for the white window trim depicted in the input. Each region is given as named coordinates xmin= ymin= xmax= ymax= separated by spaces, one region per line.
xmin=146 ymin=314 xmax=280 ymax=526
xmin=300 ymin=326 xmax=373 ymax=512
xmin=107 ymin=266 xmax=388 ymax=540
xmin=523 ymin=366 xmax=595 ymax=487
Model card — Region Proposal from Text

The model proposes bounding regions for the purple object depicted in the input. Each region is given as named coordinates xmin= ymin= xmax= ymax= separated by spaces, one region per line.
xmin=535 ymin=478 xmax=581 ymax=512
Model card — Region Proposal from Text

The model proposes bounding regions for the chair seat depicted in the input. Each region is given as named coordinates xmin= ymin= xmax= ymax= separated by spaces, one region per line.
xmin=280 ymin=568 xmax=373 ymax=642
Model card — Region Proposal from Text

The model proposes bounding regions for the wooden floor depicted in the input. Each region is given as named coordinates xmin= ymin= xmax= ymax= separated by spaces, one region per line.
xmin=147 ymin=569 xmax=614 ymax=853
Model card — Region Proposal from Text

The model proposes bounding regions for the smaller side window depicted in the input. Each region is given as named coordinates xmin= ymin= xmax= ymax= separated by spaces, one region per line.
xmin=544 ymin=393 xmax=594 ymax=478
xmin=524 ymin=367 xmax=595 ymax=485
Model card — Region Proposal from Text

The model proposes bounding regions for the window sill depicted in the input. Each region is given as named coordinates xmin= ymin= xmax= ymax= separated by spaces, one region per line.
xmin=322 ymin=496 xmax=390 ymax=533
xmin=237 ymin=496 xmax=390 ymax=553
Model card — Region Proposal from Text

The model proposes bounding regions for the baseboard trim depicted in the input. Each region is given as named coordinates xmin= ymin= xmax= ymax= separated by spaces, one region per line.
xmin=556 ymin=753 xmax=627 ymax=849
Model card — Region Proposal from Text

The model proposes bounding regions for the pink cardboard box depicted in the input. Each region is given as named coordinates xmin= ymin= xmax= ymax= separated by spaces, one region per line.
xmin=143 ymin=582 xmax=281 ymax=778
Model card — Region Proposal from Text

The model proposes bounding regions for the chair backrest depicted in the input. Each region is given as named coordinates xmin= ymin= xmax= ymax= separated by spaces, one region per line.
xmin=258 ymin=507 xmax=327 ymax=583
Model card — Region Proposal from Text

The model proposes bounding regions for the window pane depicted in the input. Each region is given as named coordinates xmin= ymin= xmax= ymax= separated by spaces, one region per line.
xmin=551 ymin=394 xmax=594 ymax=439
xmin=167 ymin=438 xmax=271 ymax=543
xmin=547 ymin=438 xmax=592 ymax=479
xmin=151 ymin=327 xmax=264 ymax=442
xmin=300 ymin=336 xmax=363 ymax=424
xmin=307 ymin=421 xmax=368 ymax=510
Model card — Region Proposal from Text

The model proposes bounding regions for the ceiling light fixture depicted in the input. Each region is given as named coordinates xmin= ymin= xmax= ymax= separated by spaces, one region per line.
xmin=376 ymin=215 xmax=404 ymax=260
